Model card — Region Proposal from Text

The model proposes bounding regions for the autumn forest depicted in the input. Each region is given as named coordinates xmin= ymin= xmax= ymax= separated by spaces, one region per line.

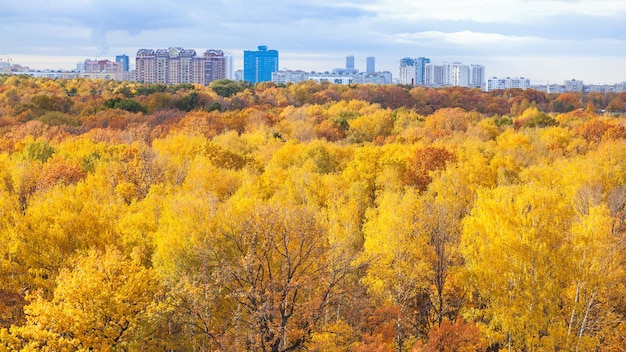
xmin=1 ymin=74 xmax=626 ymax=351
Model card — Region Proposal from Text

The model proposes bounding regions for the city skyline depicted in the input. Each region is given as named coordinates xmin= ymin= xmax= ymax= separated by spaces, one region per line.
xmin=1 ymin=0 xmax=625 ymax=84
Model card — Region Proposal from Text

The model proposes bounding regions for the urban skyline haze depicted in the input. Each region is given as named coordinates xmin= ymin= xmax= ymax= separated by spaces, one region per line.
xmin=1 ymin=0 xmax=625 ymax=84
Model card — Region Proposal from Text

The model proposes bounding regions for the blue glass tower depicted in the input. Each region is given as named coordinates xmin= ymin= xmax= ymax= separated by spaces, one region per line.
xmin=416 ymin=57 xmax=430 ymax=85
xmin=115 ymin=54 xmax=130 ymax=72
xmin=243 ymin=45 xmax=279 ymax=84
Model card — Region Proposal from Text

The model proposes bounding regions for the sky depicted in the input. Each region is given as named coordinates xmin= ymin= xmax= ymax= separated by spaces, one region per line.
xmin=1 ymin=0 xmax=625 ymax=84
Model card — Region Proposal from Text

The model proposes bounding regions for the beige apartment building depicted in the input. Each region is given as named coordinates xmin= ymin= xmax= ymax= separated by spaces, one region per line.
xmin=136 ymin=47 xmax=226 ymax=85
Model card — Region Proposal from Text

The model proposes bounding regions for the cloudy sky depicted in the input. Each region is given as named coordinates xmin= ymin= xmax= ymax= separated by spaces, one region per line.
xmin=1 ymin=0 xmax=625 ymax=84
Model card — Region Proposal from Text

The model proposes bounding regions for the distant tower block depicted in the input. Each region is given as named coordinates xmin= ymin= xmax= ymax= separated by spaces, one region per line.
xmin=346 ymin=55 xmax=355 ymax=72
xmin=366 ymin=56 xmax=375 ymax=74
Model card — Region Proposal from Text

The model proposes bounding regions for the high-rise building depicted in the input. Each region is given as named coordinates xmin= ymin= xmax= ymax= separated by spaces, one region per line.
xmin=115 ymin=55 xmax=129 ymax=72
xmin=167 ymin=47 xmax=195 ymax=85
xmin=399 ymin=57 xmax=431 ymax=86
xmin=243 ymin=45 xmax=279 ymax=84
xmin=366 ymin=56 xmax=375 ymax=74
xmin=224 ymin=52 xmax=234 ymax=80
xmin=470 ymin=64 xmax=485 ymax=88
xmin=419 ymin=61 xmax=483 ymax=88
xmin=416 ymin=57 xmax=430 ymax=85
xmin=425 ymin=63 xmax=451 ymax=86
xmin=346 ymin=55 xmax=355 ymax=72
xmin=333 ymin=55 xmax=360 ymax=74
xmin=399 ymin=58 xmax=416 ymax=85
xmin=136 ymin=49 xmax=158 ymax=83
xmin=201 ymin=49 xmax=227 ymax=84
xmin=234 ymin=69 xmax=244 ymax=82
xmin=451 ymin=62 xmax=470 ymax=87
xmin=135 ymin=47 xmax=226 ymax=85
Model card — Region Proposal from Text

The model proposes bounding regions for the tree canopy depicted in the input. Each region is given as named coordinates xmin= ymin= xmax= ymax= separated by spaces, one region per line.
xmin=0 ymin=74 xmax=626 ymax=351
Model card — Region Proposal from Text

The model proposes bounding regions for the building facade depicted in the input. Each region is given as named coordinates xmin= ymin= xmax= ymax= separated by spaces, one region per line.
xmin=84 ymin=59 xmax=121 ymax=74
xmin=201 ymin=49 xmax=227 ymax=84
xmin=416 ymin=57 xmax=430 ymax=85
xmin=243 ymin=45 xmax=279 ymax=84
xmin=486 ymin=77 xmax=531 ymax=91
xmin=333 ymin=55 xmax=360 ymax=74
xmin=135 ymin=47 xmax=226 ymax=85
xmin=271 ymin=70 xmax=393 ymax=85
xmin=425 ymin=63 xmax=451 ymax=86
xmin=224 ymin=52 xmax=235 ymax=80
xmin=470 ymin=64 xmax=485 ymax=89
xmin=410 ymin=61 xmax=485 ymax=88
xmin=115 ymin=55 xmax=130 ymax=72
xmin=271 ymin=70 xmax=309 ymax=85
xmin=563 ymin=79 xmax=584 ymax=92
xmin=82 ymin=59 xmax=123 ymax=80
xmin=366 ymin=56 xmax=375 ymax=74
xmin=399 ymin=58 xmax=417 ymax=85
xmin=346 ymin=55 xmax=355 ymax=73
xmin=451 ymin=62 xmax=470 ymax=87
xmin=399 ymin=57 xmax=433 ymax=86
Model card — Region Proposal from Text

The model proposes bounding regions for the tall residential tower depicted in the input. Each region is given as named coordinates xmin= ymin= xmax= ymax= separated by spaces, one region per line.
xmin=135 ymin=47 xmax=226 ymax=85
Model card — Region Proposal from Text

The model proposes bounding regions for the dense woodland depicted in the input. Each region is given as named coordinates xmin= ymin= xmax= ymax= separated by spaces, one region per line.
xmin=0 ymin=74 xmax=626 ymax=351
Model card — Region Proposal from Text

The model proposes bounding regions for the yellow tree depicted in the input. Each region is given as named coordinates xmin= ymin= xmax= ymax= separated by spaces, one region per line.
xmin=15 ymin=169 xmax=125 ymax=292
xmin=418 ymin=191 xmax=466 ymax=328
xmin=555 ymin=204 xmax=625 ymax=350
xmin=149 ymin=187 xmax=232 ymax=351
xmin=462 ymin=184 xmax=573 ymax=350
xmin=0 ymin=154 xmax=25 ymax=328
xmin=360 ymin=188 xmax=433 ymax=350
xmin=347 ymin=109 xmax=393 ymax=144
xmin=4 ymin=247 xmax=161 ymax=351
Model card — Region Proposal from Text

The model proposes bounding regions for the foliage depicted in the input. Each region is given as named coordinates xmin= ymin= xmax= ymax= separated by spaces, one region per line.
xmin=414 ymin=318 xmax=487 ymax=352
xmin=209 ymin=79 xmax=250 ymax=98
xmin=3 ymin=247 xmax=161 ymax=351
xmin=0 ymin=75 xmax=625 ymax=351
xmin=103 ymin=97 xmax=147 ymax=113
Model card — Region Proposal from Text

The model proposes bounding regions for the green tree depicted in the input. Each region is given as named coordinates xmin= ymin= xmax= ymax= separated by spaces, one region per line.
xmin=209 ymin=79 xmax=250 ymax=98
xmin=103 ymin=97 xmax=147 ymax=114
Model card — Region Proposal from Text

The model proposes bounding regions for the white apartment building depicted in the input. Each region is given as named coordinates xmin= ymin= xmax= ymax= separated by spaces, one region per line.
xmin=399 ymin=58 xmax=417 ymax=85
xmin=224 ymin=53 xmax=235 ymax=80
xmin=486 ymin=77 xmax=531 ymax=91
xmin=563 ymin=79 xmax=584 ymax=92
xmin=451 ymin=63 xmax=470 ymax=87
xmin=271 ymin=70 xmax=308 ymax=85
xmin=271 ymin=70 xmax=392 ymax=85
xmin=401 ymin=61 xmax=485 ymax=88
xmin=470 ymin=65 xmax=485 ymax=88
xmin=425 ymin=63 xmax=451 ymax=86
xmin=307 ymin=73 xmax=355 ymax=85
